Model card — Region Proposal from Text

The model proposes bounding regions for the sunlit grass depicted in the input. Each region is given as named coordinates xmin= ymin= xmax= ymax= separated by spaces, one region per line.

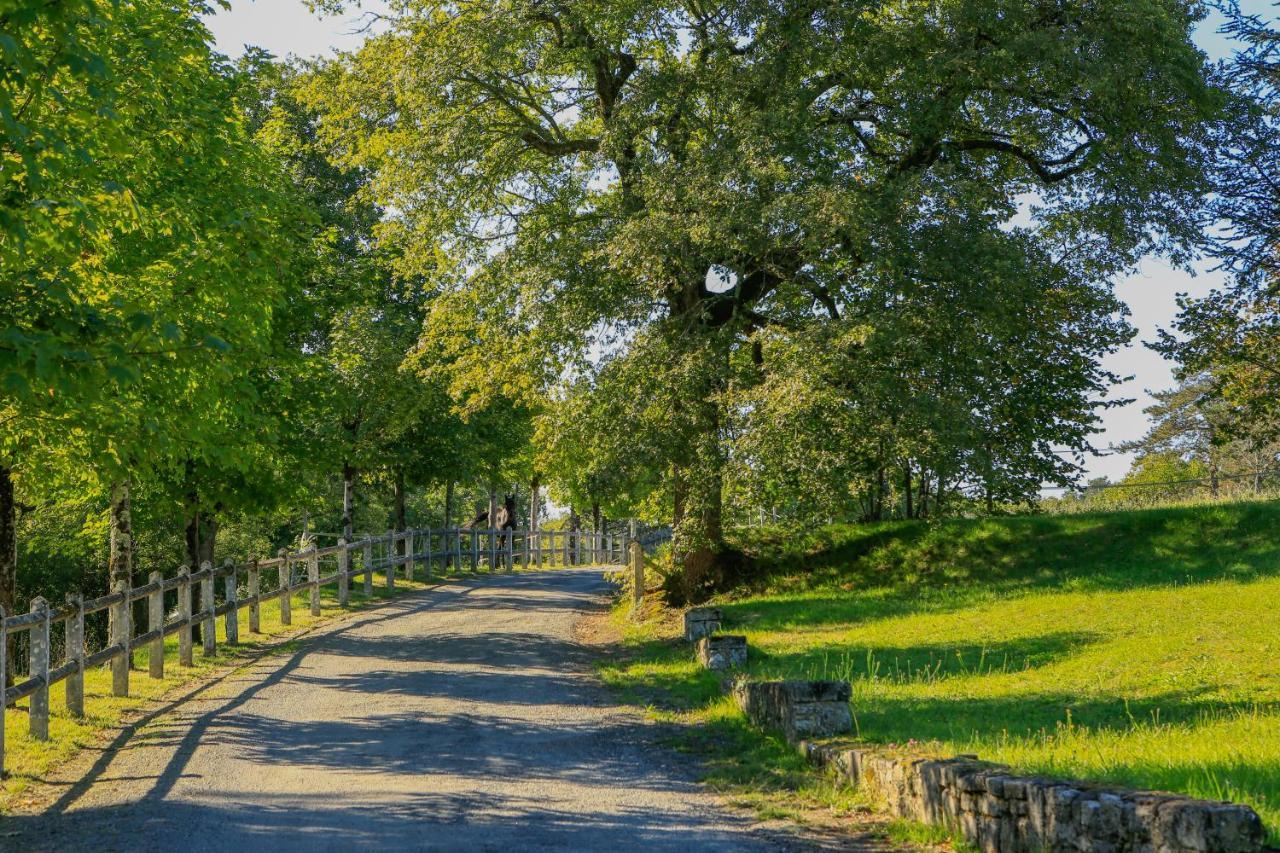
xmin=0 ymin=567 xmax=439 ymax=809
xmin=602 ymin=500 xmax=1280 ymax=842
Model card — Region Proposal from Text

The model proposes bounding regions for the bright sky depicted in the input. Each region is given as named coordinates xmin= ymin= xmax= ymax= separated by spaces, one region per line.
xmin=203 ymin=1 xmax=1275 ymax=484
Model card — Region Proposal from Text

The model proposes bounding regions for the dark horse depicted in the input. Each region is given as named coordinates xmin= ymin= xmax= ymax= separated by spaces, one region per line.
xmin=463 ymin=494 xmax=519 ymax=570
xmin=462 ymin=494 xmax=518 ymax=531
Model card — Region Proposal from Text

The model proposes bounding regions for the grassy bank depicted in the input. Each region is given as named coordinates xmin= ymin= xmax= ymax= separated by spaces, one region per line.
xmin=601 ymin=500 xmax=1280 ymax=841
xmin=0 ymin=567 xmax=452 ymax=809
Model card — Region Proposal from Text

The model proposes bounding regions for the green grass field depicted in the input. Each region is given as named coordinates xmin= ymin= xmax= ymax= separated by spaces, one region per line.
xmin=0 ymin=566 xmax=444 ymax=808
xmin=601 ymin=500 xmax=1280 ymax=841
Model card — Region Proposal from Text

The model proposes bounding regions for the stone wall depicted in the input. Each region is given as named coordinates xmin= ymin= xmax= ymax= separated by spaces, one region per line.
xmin=733 ymin=680 xmax=853 ymax=742
xmin=696 ymin=635 xmax=747 ymax=671
xmin=802 ymin=741 xmax=1266 ymax=853
xmin=684 ymin=608 xmax=722 ymax=642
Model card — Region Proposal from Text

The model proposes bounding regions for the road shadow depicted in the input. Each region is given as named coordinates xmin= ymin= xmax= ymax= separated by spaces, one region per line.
xmin=2 ymin=791 xmax=782 ymax=852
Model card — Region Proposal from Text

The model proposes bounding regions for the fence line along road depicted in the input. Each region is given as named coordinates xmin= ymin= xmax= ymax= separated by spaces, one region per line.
xmin=0 ymin=524 xmax=629 ymax=777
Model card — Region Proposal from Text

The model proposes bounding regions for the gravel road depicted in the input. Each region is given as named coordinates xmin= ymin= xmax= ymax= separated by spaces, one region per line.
xmin=2 ymin=569 xmax=872 ymax=852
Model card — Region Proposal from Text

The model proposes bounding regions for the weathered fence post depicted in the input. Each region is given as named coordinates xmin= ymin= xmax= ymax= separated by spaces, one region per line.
xmin=111 ymin=580 xmax=130 ymax=696
xmin=470 ymin=529 xmax=479 ymax=572
xmin=630 ymin=541 xmax=645 ymax=615
xmin=0 ymin=604 xmax=6 ymax=776
xmin=363 ymin=538 xmax=374 ymax=597
xmin=404 ymin=529 xmax=415 ymax=582
xmin=178 ymin=565 xmax=193 ymax=666
xmin=29 ymin=597 xmax=49 ymax=740
xmin=386 ymin=529 xmax=396 ymax=589
xmin=454 ymin=530 xmax=463 ymax=574
xmin=338 ymin=538 xmax=350 ymax=607
xmin=425 ymin=528 xmax=433 ymax=578
xmin=65 ymin=592 xmax=84 ymax=716
xmin=224 ymin=559 xmax=239 ymax=645
xmin=148 ymin=571 xmax=164 ymax=679
xmin=248 ymin=557 xmax=261 ymax=633
xmin=504 ymin=530 xmax=514 ymax=572
xmin=278 ymin=548 xmax=292 ymax=626
xmin=200 ymin=561 xmax=215 ymax=657
xmin=308 ymin=547 xmax=321 ymax=616
xmin=488 ymin=528 xmax=497 ymax=570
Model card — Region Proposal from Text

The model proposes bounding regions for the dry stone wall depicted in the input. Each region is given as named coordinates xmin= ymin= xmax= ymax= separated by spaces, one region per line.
xmin=733 ymin=680 xmax=853 ymax=742
xmin=695 ymin=635 xmax=748 ymax=671
xmin=802 ymin=741 xmax=1266 ymax=853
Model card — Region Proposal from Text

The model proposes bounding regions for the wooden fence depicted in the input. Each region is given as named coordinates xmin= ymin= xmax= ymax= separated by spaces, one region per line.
xmin=0 ymin=525 xmax=627 ymax=777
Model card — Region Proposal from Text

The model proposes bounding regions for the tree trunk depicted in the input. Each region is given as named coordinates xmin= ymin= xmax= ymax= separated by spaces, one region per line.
xmin=342 ymin=463 xmax=356 ymax=541
xmin=393 ymin=468 xmax=408 ymax=564
xmin=529 ymin=476 xmax=540 ymax=534
xmin=903 ymin=464 xmax=913 ymax=519
xmin=0 ymin=464 xmax=16 ymax=685
xmin=394 ymin=469 xmax=407 ymax=531
xmin=592 ymin=501 xmax=601 ymax=534
xmin=670 ymin=391 xmax=726 ymax=603
xmin=183 ymin=480 xmax=218 ymax=645
xmin=487 ymin=487 xmax=497 ymax=529
xmin=444 ymin=480 xmax=455 ymax=568
xmin=108 ymin=480 xmax=133 ymax=590
xmin=109 ymin=479 xmax=136 ymax=666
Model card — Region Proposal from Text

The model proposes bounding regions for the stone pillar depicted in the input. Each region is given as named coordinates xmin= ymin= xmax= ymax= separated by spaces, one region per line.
xmin=148 ymin=571 xmax=164 ymax=679
xmin=64 ymin=592 xmax=84 ymax=716
xmin=696 ymin=635 xmax=748 ymax=670
xmin=111 ymin=580 xmax=130 ymax=696
xmin=684 ymin=607 xmax=723 ymax=642
xmin=178 ymin=565 xmax=193 ymax=666
xmin=29 ymin=597 xmax=49 ymax=740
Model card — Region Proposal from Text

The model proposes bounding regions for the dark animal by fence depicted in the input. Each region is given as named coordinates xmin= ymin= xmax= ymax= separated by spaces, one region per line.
xmin=493 ymin=494 xmax=518 ymax=530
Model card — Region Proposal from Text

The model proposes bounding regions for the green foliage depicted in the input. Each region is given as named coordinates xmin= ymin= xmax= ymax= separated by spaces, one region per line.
xmin=309 ymin=0 xmax=1224 ymax=589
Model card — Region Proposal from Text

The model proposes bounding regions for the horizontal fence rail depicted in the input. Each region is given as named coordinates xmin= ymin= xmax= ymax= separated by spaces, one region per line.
xmin=0 ymin=525 xmax=627 ymax=777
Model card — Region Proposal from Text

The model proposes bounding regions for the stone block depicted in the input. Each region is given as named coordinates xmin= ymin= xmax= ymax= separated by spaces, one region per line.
xmin=733 ymin=679 xmax=853 ymax=742
xmin=683 ymin=607 xmax=722 ymax=642
xmin=695 ymin=634 xmax=747 ymax=670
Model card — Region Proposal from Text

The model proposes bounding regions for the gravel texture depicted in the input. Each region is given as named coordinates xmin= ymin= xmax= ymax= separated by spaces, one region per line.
xmin=3 ymin=568 xmax=871 ymax=852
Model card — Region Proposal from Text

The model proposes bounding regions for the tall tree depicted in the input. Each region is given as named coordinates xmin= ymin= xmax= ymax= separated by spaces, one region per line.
xmin=1 ymin=2 xmax=298 ymax=618
xmin=311 ymin=0 xmax=1221 ymax=600
xmin=1160 ymin=5 xmax=1280 ymax=439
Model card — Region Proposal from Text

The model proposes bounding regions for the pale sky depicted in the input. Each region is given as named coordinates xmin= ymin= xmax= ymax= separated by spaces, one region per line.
xmin=203 ymin=1 xmax=1272 ymax=484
